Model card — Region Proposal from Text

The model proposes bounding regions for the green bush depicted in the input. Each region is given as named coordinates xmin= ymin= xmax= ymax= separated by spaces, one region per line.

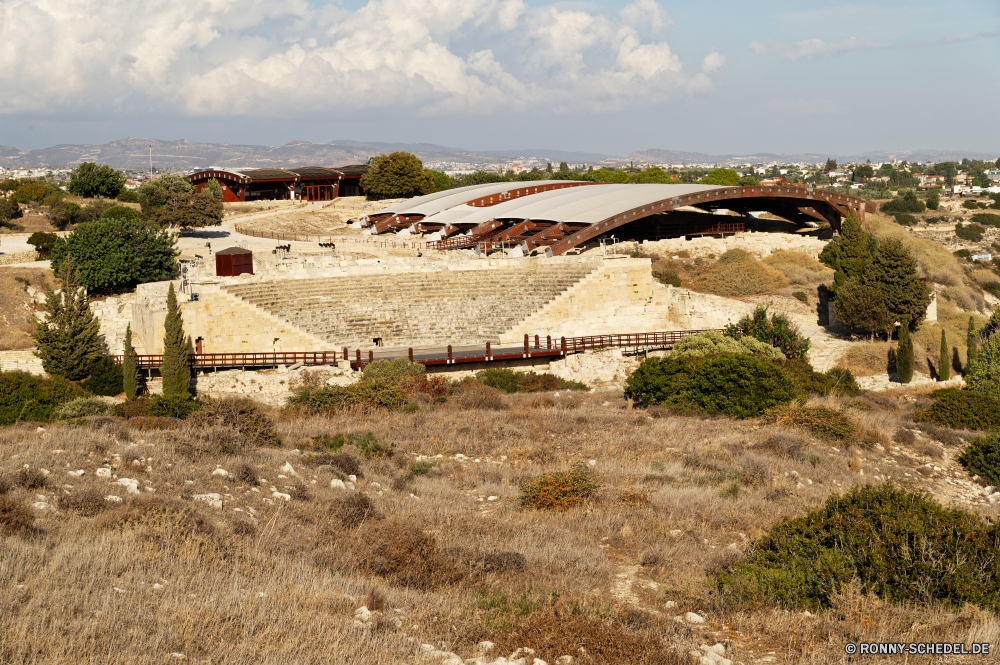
xmin=362 ymin=357 xmax=425 ymax=383
xmin=0 ymin=371 xmax=90 ymax=425
xmin=146 ymin=394 xmax=201 ymax=419
xmin=773 ymin=359 xmax=861 ymax=396
xmin=956 ymin=223 xmax=985 ymax=242
xmin=81 ymin=356 xmax=124 ymax=396
xmin=957 ymin=433 xmax=1000 ymax=485
xmin=672 ymin=331 xmax=784 ymax=360
xmin=914 ymin=389 xmax=1000 ymax=431
xmin=984 ymin=282 xmax=1000 ymax=297
xmin=53 ymin=397 xmax=111 ymax=420
xmin=116 ymin=190 xmax=140 ymax=203
xmin=624 ymin=354 xmax=797 ymax=418
xmin=27 ymin=232 xmax=59 ymax=258
xmin=652 ymin=265 xmax=681 ymax=287
xmin=718 ymin=483 xmax=1000 ymax=611
xmin=880 ymin=191 xmax=926 ymax=214
xmin=963 ymin=200 xmax=981 ymax=210
xmin=475 ymin=368 xmax=589 ymax=393
xmin=971 ymin=213 xmax=1000 ymax=227
xmin=14 ymin=181 xmax=54 ymax=204
xmin=759 ymin=403 xmax=857 ymax=441
xmin=517 ymin=463 xmax=600 ymax=511
xmin=352 ymin=431 xmax=396 ymax=459
xmin=725 ymin=306 xmax=810 ymax=360
xmin=893 ymin=213 xmax=918 ymax=226
xmin=954 ymin=249 xmax=971 ymax=259
xmin=288 ymin=377 xmax=410 ymax=412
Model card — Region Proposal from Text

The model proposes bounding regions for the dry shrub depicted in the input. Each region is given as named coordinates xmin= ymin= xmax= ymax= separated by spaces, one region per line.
xmin=917 ymin=423 xmax=965 ymax=447
xmin=310 ymin=451 xmax=362 ymax=478
xmin=836 ymin=341 xmax=892 ymax=377
xmin=355 ymin=518 xmax=465 ymax=590
xmin=918 ymin=441 xmax=944 ymax=459
xmin=970 ymin=268 xmax=998 ymax=286
xmin=760 ymin=404 xmax=857 ymax=441
xmin=98 ymin=495 xmax=216 ymax=539
xmin=192 ymin=396 xmax=281 ymax=447
xmin=288 ymin=482 xmax=311 ymax=502
xmin=517 ymin=464 xmax=600 ymax=511
xmin=614 ymin=487 xmax=651 ymax=506
xmin=126 ymin=416 xmax=181 ymax=431
xmin=172 ymin=425 xmax=250 ymax=459
xmin=234 ymin=462 xmax=259 ymax=486
xmin=16 ymin=467 xmax=46 ymax=490
xmin=60 ymin=489 xmax=111 ymax=517
xmin=364 ymin=586 xmax=388 ymax=611
xmin=844 ymin=409 xmax=896 ymax=449
xmin=0 ymin=495 xmax=34 ymax=536
xmin=893 ymin=428 xmax=916 ymax=445
xmin=471 ymin=551 xmax=527 ymax=574
xmin=453 ymin=382 xmax=508 ymax=411
xmin=481 ymin=610 xmax=682 ymax=665
xmin=529 ymin=395 xmax=556 ymax=409
xmin=332 ymin=493 xmax=381 ymax=529
xmin=738 ymin=453 xmax=772 ymax=485
xmin=941 ymin=285 xmax=984 ymax=312
xmin=0 ymin=476 xmax=11 ymax=494
xmin=758 ymin=432 xmax=806 ymax=458
xmin=693 ymin=253 xmax=789 ymax=297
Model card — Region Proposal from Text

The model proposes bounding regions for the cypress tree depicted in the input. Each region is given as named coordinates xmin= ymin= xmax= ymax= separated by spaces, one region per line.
xmin=967 ymin=316 xmax=978 ymax=373
xmin=863 ymin=238 xmax=931 ymax=330
xmin=939 ymin=329 xmax=949 ymax=381
xmin=122 ymin=323 xmax=140 ymax=400
xmin=160 ymin=283 xmax=190 ymax=397
xmin=33 ymin=256 xmax=104 ymax=380
xmin=819 ymin=216 xmax=876 ymax=294
xmin=896 ymin=320 xmax=914 ymax=384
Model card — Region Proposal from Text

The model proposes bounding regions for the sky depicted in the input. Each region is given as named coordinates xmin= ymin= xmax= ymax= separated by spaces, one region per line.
xmin=0 ymin=0 xmax=998 ymax=156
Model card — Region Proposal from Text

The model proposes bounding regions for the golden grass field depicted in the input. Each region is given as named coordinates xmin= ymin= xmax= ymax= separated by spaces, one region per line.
xmin=2 ymin=387 xmax=999 ymax=664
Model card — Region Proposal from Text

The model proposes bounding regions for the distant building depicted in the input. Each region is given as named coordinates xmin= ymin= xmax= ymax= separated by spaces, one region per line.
xmin=187 ymin=165 xmax=368 ymax=202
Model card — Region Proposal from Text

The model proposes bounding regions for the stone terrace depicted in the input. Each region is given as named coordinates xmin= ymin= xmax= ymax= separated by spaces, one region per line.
xmin=221 ymin=262 xmax=599 ymax=348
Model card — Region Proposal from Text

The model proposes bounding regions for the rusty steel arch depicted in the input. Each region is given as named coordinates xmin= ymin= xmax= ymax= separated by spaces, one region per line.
xmin=545 ymin=186 xmax=874 ymax=256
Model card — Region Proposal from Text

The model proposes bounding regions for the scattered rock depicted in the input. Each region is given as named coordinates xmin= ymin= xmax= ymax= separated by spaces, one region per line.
xmin=96 ymin=468 xmax=112 ymax=478
xmin=115 ymin=478 xmax=140 ymax=494
xmin=67 ymin=470 xmax=85 ymax=477
xmin=272 ymin=491 xmax=291 ymax=501
xmin=664 ymin=600 xmax=677 ymax=609
xmin=280 ymin=462 xmax=300 ymax=478
xmin=330 ymin=479 xmax=347 ymax=490
xmin=153 ymin=583 xmax=164 ymax=591
xmin=192 ymin=493 xmax=223 ymax=509
xmin=30 ymin=501 xmax=56 ymax=514
xmin=104 ymin=495 xmax=122 ymax=503
xmin=113 ymin=587 xmax=126 ymax=594
xmin=212 ymin=469 xmax=228 ymax=477
xmin=685 ymin=611 xmax=706 ymax=624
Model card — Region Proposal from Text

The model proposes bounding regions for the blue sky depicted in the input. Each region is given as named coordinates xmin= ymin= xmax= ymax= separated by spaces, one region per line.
xmin=0 ymin=0 xmax=997 ymax=156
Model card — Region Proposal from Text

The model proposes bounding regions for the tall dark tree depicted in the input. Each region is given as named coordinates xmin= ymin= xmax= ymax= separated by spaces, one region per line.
xmin=122 ymin=323 xmax=140 ymax=400
xmin=160 ymin=283 xmax=191 ymax=397
xmin=33 ymin=258 xmax=104 ymax=381
xmin=819 ymin=216 xmax=877 ymax=294
xmin=896 ymin=320 xmax=914 ymax=384
xmin=833 ymin=277 xmax=893 ymax=338
xmin=67 ymin=162 xmax=126 ymax=199
xmin=825 ymin=158 xmax=837 ymax=171
xmin=939 ymin=330 xmax=950 ymax=380
xmin=137 ymin=176 xmax=195 ymax=216
xmin=149 ymin=191 xmax=223 ymax=229
xmin=863 ymin=238 xmax=932 ymax=330
xmin=359 ymin=152 xmax=427 ymax=198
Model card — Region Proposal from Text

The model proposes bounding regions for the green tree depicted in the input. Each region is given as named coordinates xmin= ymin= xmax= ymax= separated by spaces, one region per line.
xmin=33 ymin=258 xmax=105 ymax=381
xmin=50 ymin=206 xmax=178 ymax=294
xmin=14 ymin=181 xmax=53 ymax=204
xmin=724 ymin=306 xmax=810 ymax=360
xmin=201 ymin=179 xmax=223 ymax=203
xmin=739 ymin=175 xmax=759 ymax=186
xmin=819 ymin=216 xmax=877 ymax=294
xmin=149 ymin=191 xmax=223 ymax=229
xmin=833 ymin=277 xmax=893 ymax=338
xmin=825 ymin=158 xmax=837 ymax=171
xmin=863 ymin=238 xmax=932 ymax=329
xmin=927 ymin=191 xmax=940 ymax=210
xmin=67 ymin=162 xmax=126 ymax=199
xmin=698 ymin=168 xmax=741 ymax=186
xmin=160 ymin=283 xmax=191 ymax=397
xmin=421 ymin=169 xmax=450 ymax=194
xmin=46 ymin=201 xmax=85 ymax=230
xmin=966 ymin=332 xmax=1000 ymax=398
xmin=896 ymin=320 xmax=914 ymax=384
xmin=0 ymin=198 xmax=21 ymax=226
xmin=853 ymin=165 xmax=874 ymax=181
xmin=939 ymin=329 xmax=950 ymax=381
xmin=137 ymin=176 xmax=195 ymax=216
xmin=558 ymin=161 xmax=570 ymax=173
xmin=122 ymin=323 xmax=140 ymax=401
xmin=968 ymin=316 xmax=979 ymax=373
xmin=360 ymin=152 xmax=427 ymax=198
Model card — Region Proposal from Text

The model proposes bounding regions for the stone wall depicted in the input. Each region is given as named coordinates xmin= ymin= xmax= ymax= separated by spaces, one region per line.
xmin=90 ymin=293 xmax=139 ymax=356
xmin=0 ymin=350 xmax=46 ymax=376
xmin=631 ymin=232 xmax=827 ymax=260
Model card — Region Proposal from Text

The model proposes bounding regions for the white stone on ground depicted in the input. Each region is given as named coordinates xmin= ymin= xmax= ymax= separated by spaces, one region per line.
xmin=192 ymin=493 xmax=223 ymax=509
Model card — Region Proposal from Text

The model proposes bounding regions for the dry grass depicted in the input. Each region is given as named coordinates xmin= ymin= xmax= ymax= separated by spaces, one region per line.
xmin=0 ymin=267 xmax=55 ymax=351
xmin=837 ymin=340 xmax=893 ymax=376
xmin=0 ymin=391 xmax=994 ymax=663
xmin=692 ymin=255 xmax=789 ymax=297
xmin=763 ymin=250 xmax=833 ymax=285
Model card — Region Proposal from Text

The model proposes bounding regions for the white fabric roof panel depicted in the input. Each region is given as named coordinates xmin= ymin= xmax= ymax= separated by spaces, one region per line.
xmin=488 ymin=184 xmax=725 ymax=225
xmin=421 ymin=184 xmax=620 ymax=228
xmin=375 ymin=181 xmax=591 ymax=217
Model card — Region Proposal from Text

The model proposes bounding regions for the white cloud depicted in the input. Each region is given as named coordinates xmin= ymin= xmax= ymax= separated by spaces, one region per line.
xmin=0 ymin=0 xmax=722 ymax=118
xmin=775 ymin=36 xmax=888 ymax=61
xmin=748 ymin=41 xmax=766 ymax=55
xmin=701 ymin=50 xmax=725 ymax=73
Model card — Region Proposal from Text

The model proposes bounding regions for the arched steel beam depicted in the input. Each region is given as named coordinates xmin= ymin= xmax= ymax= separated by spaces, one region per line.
xmin=546 ymin=186 xmax=873 ymax=256
xmin=464 ymin=181 xmax=598 ymax=207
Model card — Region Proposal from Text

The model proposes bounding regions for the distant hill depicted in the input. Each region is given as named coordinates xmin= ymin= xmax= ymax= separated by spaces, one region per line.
xmin=0 ymin=137 xmax=994 ymax=170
